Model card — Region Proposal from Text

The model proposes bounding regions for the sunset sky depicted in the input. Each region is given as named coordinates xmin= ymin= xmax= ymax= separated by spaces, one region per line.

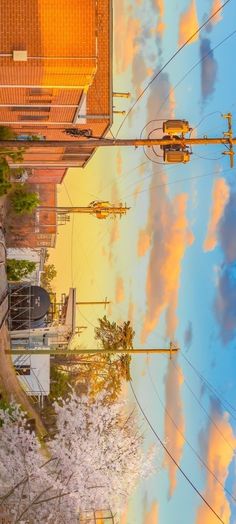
xmin=50 ymin=0 xmax=236 ymax=522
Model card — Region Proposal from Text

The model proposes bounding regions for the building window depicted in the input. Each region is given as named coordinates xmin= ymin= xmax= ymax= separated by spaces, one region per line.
xmin=20 ymin=115 xmax=49 ymax=121
xmin=29 ymin=88 xmax=53 ymax=96
xmin=13 ymin=107 xmax=50 ymax=112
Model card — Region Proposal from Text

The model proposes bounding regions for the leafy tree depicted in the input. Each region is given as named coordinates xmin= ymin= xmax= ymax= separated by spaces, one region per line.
xmin=55 ymin=317 xmax=135 ymax=403
xmin=41 ymin=264 xmax=57 ymax=293
xmin=0 ymin=393 xmax=156 ymax=522
xmin=6 ymin=259 xmax=36 ymax=282
xmin=9 ymin=186 xmax=40 ymax=214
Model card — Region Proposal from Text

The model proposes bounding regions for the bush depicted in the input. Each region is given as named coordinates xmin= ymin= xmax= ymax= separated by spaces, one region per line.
xmin=6 ymin=259 xmax=36 ymax=281
xmin=0 ymin=126 xmax=16 ymax=140
xmin=9 ymin=187 xmax=40 ymax=214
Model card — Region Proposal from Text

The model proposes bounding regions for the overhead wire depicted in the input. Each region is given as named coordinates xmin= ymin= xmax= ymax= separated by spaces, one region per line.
xmin=115 ymin=0 xmax=232 ymax=137
xmin=170 ymin=359 xmax=236 ymax=454
xmin=155 ymin=29 xmax=236 ymax=120
xmin=130 ymin=382 xmax=225 ymax=524
xmin=147 ymin=363 xmax=236 ymax=504
xmin=180 ymin=353 xmax=236 ymax=421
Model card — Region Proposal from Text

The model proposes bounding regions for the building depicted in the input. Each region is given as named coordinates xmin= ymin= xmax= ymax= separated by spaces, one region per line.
xmin=0 ymin=0 xmax=113 ymax=182
xmin=10 ymin=287 xmax=77 ymax=403
xmin=7 ymin=246 xmax=46 ymax=284
xmin=6 ymin=183 xmax=57 ymax=248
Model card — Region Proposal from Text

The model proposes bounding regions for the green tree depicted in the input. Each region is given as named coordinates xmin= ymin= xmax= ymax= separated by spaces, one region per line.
xmin=6 ymin=259 xmax=36 ymax=281
xmin=41 ymin=263 xmax=57 ymax=292
xmin=55 ymin=317 xmax=135 ymax=403
xmin=9 ymin=186 xmax=39 ymax=214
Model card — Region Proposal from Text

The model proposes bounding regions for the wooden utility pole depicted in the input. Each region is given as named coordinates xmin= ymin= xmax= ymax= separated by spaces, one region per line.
xmin=1 ymin=113 xmax=234 ymax=166
xmin=7 ymin=342 xmax=179 ymax=357
xmin=38 ymin=203 xmax=129 ymax=218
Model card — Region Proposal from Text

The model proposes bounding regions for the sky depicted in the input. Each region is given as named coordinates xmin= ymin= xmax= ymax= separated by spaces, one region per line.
xmin=49 ymin=0 xmax=236 ymax=522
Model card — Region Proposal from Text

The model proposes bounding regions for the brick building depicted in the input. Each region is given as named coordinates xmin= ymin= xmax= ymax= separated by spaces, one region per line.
xmin=0 ymin=0 xmax=113 ymax=182
xmin=7 ymin=184 xmax=57 ymax=248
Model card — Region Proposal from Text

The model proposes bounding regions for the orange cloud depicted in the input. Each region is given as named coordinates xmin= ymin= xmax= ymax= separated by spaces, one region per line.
xmin=209 ymin=0 xmax=223 ymax=25
xmin=109 ymin=221 xmax=120 ymax=245
xmin=141 ymin=190 xmax=194 ymax=343
xmin=116 ymin=149 xmax=122 ymax=176
xmin=137 ymin=230 xmax=151 ymax=257
xmin=204 ymin=178 xmax=230 ymax=252
xmin=143 ymin=501 xmax=159 ymax=524
xmin=115 ymin=0 xmax=141 ymax=73
xmin=196 ymin=410 xmax=236 ymax=524
xmin=178 ymin=0 xmax=199 ymax=46
xmin=115 ymin=276 xmax=125 ymax=303
xmin=163 ymin=360 xmax=185 ymax=497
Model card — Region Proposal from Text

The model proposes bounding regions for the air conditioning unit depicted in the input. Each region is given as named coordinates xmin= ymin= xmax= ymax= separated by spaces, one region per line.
xmin=163 ymin=120 xmax=190 ymax=135
xmin=163 ymin=150 xmax=190 ymax=164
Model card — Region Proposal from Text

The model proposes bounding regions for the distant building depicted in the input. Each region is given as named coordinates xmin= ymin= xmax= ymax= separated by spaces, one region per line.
xmin=0 ymin=0 xmax=113 ymax=182
xmin=10 ymin=287 xmax=77 ymax=403
xmin=6 ymin=183 xmax=57 ymax=248
xmin=7 ymin=246 xmax=46 ymax=284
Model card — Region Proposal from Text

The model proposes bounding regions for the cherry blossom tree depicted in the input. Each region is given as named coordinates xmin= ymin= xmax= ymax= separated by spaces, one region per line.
xmin=0 ymin=392 xmax=156 ymax=523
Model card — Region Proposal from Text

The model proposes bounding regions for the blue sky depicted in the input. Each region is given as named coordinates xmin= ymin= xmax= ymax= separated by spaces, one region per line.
xmin=50 ymin=1 xmax=236 ymax=522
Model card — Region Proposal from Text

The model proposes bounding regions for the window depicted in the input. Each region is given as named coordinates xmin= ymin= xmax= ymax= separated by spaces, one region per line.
xmin=29 ymin=88 xmax=53 ymax=96
xmin=13 ymin=106 xmax=50 ymax=112
xmin=20 ymin=115 xmax=49 ymax=121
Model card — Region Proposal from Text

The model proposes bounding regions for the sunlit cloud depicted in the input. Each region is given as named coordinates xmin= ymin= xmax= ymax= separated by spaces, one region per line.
xmin=178 ymin=0 xmax=199 ymax=46
xmin=206 ymin=0 xmax=223 ymax=32
xmin=184 ymin=321 xmax=193 ymax=351
xmin=204 ymin=178 xmax=230 ymax=252
xmin=116 ymin=149 xmax=123 ymax=176
xmin=163 ymin=360 xmax=185 ymax=497
xmin=115 ymin=276 xmax=125 ymax=303
xmin=137 ymin=230 xmax=151 ymax=257
xmin=143 ymin=501 xmax=159 ymax=524
xmin=115 ymin=0 xmax=141 ymax=74
xmin=196 ymin=408 xmax=236 ymax=524
xmin=109 ymin=221 xmax=120 ymax=245
xmin=141 ymin=186 xmax=194 ymax=343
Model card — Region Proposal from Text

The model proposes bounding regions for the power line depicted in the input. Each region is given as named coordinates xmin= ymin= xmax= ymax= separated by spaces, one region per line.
xmin=170 ymin=359 xmax=236 ymax=454
xmin=122 ymin=166 xmax=232 ymax=200
xmin=130 ymin=382 xmax=225 ymax=524
xmin=155 ymin=30 xmax=236 ymax=120
xmin=147 ymin=364 xmax=236 ymax=504
xmin=180 ymin=353 xmax=236 ymax=421
xmin=115 ymin=0 xmax=232 ymax=137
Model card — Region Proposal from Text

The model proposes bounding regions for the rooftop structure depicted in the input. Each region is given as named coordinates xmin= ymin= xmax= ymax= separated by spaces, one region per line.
xmin=0 ymin=0 xmax=113 ymax=181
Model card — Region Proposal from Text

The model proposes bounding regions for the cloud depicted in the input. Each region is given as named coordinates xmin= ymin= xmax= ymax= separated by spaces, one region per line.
xmin=200 ymin=38 xmax=218 ymax=102
xmin=196 ymin=407 xmax=236 ymax=524
xmin=218 ymin=192 xmax=236 ymax=263
xmin=143 ymin=501 xmax=159 ymax=524
xmin=109 ymin=221 xmax=120 ymax=245
xmin=137 ymin=230 xmax=151 ymax=257
xmin=205 ymin=0 xmax=223 ymax=33
xmin=184 ymin=321 xmax=193 ymax=351
xmin=115 ymin=1 xmax=141 ymax=74
xmin=163 ymin=360 xmax=185 ymax=497
xmin=116 ymin=149 xmax=123 ymax=176
xmin=115 ymin=276 xmax=125 ymax=303
xmin=214 ymin=263 xmax=236 ymax=343
xmin=141 ymin=185 xmax=194 ymax=343
xmin=204 ymin=178 xmax=230 ymax=252
xmin=178 ymin=0 xmax=199 ymax=46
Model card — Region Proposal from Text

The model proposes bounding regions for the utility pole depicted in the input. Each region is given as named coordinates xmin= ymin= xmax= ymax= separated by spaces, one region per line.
xmin=2 ymin=114 xmax=234 ymax=166
xmin=7 ymin=342 xmax=179 ymax=357
xmin=38 ymin=201 xmax=129 ymax=220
